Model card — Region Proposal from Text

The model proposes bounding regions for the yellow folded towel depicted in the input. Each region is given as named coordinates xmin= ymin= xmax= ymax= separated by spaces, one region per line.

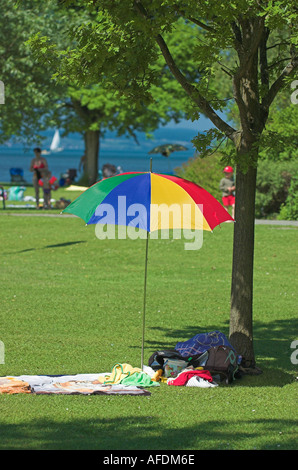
xmin=96 ymin=363 xmax=143 ymax=385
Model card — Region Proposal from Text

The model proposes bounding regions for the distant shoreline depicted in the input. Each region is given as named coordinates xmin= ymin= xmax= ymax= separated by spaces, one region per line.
xmin=0 ymin=148 xmax=195 ymax=183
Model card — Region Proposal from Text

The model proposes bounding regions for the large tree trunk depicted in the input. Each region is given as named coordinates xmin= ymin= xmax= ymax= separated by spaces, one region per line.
xmin=229 ymin=162 xmax=257 ymax=368
xmin=227 ymin=17 xmax=263 ymax=371
xmin=84 ymin=129 xmax=100 ymax=186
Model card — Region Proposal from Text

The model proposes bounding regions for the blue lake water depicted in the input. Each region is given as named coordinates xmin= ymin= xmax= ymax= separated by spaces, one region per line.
xmin=0 ymin=148 xmax=196 ymax=183
xmin=0 ymin=125 xmax=201 ymax=183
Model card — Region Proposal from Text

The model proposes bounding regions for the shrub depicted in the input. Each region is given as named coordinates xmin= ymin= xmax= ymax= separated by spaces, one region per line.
xmin=278 ymin=176 xmax=298 ymax=221
xmin=255 ymin=159 xmax=298 ymax=219
xmin=174 ymin=152 xmax=224 ymax=201
xmin=176 ymin=154 xmax=298 ymax=220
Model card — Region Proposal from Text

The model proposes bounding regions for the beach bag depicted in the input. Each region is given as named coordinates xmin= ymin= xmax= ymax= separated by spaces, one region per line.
xmin=205 ymin=345 xmax=238 ymax=384
xmin=55 ymin=198 xmax=71 ymax=209
xmin=175 ymin=330 xmax=235 ymax=358
xmin=8 ymin=186 xmax=26 ymax=201
xmin=148 ymin=349 xmax=206 ymax=373
xmin=148 ymin=350 xmax=185 ymax=371
xmin=163 ymin=358 xmax=189 ymax=378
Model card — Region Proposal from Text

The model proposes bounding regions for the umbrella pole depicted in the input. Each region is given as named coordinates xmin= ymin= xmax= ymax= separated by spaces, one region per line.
xmin=141 ymin=158 xmax=152 ymax=370
xmin=141 ymin=229 xmax=149 ymax=370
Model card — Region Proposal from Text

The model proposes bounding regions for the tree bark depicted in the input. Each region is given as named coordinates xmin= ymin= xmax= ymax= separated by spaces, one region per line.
xmin=228 ymin=18 xmax=261 ymax=369
xmin=230 ymin=162 xmax=257 ymax=367
xmin=84 ymin=129 xmax=100 ymax=186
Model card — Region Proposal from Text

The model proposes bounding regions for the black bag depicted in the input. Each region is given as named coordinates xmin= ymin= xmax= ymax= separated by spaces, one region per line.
xmin=148 ymin=350 xmax=185 ymax=371
xmin=205 ymin=345 xmax=238 ymax=384
xmin=148 ymin=349 xmax=207 ymax=371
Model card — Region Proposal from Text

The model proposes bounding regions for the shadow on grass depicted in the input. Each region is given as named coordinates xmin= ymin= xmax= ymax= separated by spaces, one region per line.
xmin=45 ymin=241 xmax=86 ymax=249
xmin=0 ymin=416 xmax=296 ymax=450
xmin=141 ymin=317 xmax=297 ymax=387
xmin=4 ymin=240 xmax=86 ymax=254
xmin=147 ymin=323 xmax=229 ymax=349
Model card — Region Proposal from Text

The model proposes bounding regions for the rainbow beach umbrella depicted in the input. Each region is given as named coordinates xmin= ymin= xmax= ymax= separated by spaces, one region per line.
xmin=62 ymin=161 xmax=233 ymax=368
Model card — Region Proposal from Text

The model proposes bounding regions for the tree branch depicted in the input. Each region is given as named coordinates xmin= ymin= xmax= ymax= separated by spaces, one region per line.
xmin=237 ymin=17 xmax=265 ymax=78
xmin=218 ymin=60 xmax=234 ymax=77
xmin=262 ymin=55 xmax=298 ymax=109
xmin=266 ymin=41 xmax=290 ymax=51
xmin=259 ymin=27 xmax=270 ymax=91
xmin=207 ymin=135 xmax=227 ymax=156
xmin=133 ymin=0 xmax=237 ymax=141
xmin=231 ymin=21 xmax=242 ymax=47
xmin=185 ymin=16 xmax=215 ymax=33
xmin=232 ymin=72 xmax=252 ymax=137
xmin=155 ymin=33 xmax=237 ymax=140
xmin=267 ymin=57 xmax=292 ymax=70
xmin=170 ymin=5 xmax=216 ymax=33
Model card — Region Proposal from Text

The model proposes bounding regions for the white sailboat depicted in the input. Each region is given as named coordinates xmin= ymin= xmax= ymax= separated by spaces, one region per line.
xmin=50 ymin=129 xmax=63 ymax=153
xmin=41 ymin=129 xmax=64 ymax=155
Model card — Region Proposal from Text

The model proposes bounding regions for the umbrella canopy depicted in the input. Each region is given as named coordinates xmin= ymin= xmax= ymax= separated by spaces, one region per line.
xmin=62 ymin=168 xmax=233 ymax=368
xmin=63 ymin=172 xmax=232 ymax=231
xmin=148 ymin=143 xmax=188 ymax=157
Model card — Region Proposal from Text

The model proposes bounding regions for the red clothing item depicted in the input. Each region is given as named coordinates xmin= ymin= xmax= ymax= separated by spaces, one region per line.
xmin=222 ymin=195 xmax=235 ymax=206
xmin=33 ymin=162 xmax=45 ymax=169
xmin=167 ymin=369 xmax=213 ymax=386
xmin=38 ymin=176 xmax=58 ymax=189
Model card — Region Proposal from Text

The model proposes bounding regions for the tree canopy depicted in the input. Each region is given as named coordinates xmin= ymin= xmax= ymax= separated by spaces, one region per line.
xmin=35 ymin=1 xmax=297 ymax=167
xmin=0 ymin=1 xmax=64 ymax=144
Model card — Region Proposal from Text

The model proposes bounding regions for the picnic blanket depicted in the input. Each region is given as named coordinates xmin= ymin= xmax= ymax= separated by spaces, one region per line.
xmin=0 ymin=373 xmax=151 ymax=396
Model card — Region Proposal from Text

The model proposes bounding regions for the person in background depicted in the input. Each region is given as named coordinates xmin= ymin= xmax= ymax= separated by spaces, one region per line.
xmin=29 ymin=148 xmax=48 ymax=209
xmin=39 ymin=169 xmax=59 ymax=209
xmin=219 ymin=166 xmax=235 ymax=219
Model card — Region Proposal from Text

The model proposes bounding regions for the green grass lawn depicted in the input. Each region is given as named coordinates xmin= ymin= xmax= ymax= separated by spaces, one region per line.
xmin=0 ymin=209 xmax=297 ymax=450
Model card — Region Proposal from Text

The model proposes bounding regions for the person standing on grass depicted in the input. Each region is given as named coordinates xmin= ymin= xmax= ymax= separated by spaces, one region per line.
xmin=29 ymin=147 xmax=48 ymax=209
xmin=40 ymin=169 xmax=52 ymax=209
xmin=219 ymin=166 xmax=235 ymax=219
xmin=38 ymin=170 xmax=59 ymax=209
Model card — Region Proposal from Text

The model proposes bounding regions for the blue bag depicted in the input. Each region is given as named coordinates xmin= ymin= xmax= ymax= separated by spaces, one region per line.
xmin=175 ymin=330 xmax=235 ymax=358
